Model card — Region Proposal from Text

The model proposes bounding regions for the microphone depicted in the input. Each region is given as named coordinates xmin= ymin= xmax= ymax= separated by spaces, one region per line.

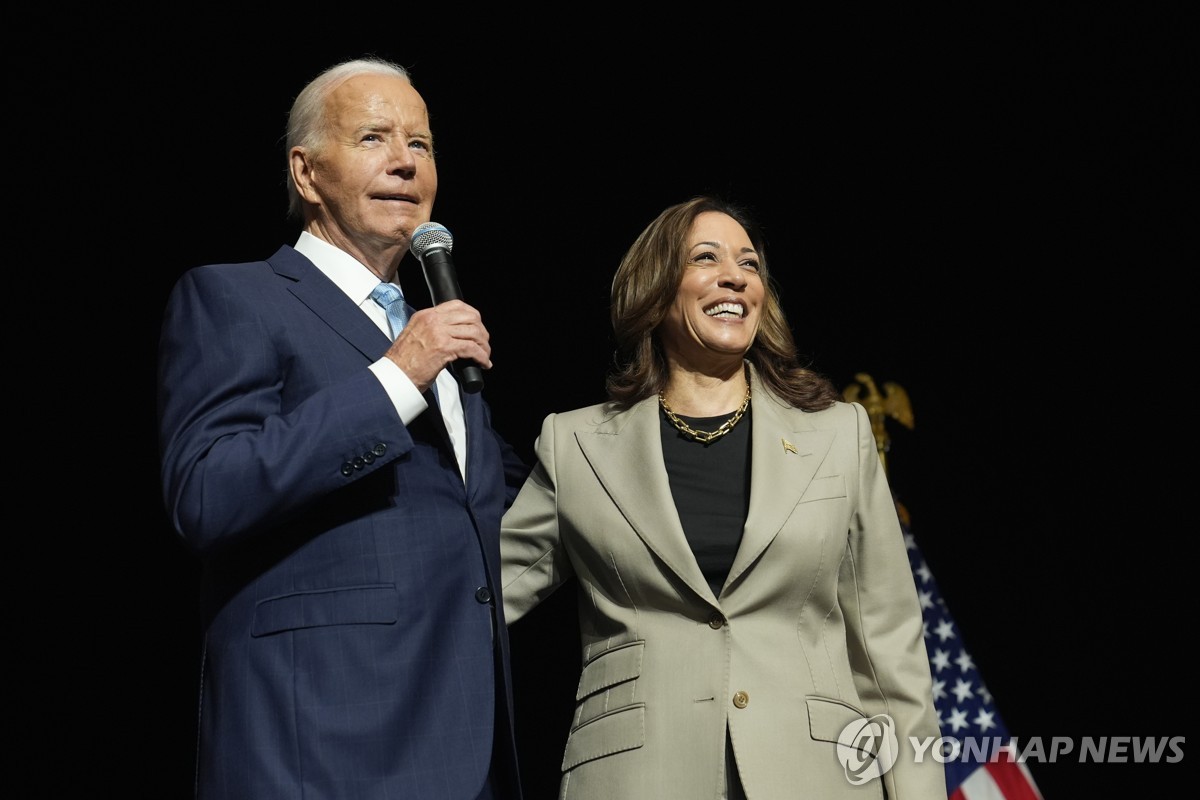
xmin=409 ymin=221 xmax=484 ymax=393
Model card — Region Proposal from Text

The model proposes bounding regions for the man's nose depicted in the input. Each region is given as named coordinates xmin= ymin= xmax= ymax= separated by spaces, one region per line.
xmin=388 ymin=143 xmax=418 ymax=175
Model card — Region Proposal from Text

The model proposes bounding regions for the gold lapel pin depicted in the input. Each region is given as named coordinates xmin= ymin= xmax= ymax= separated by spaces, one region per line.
xmin=782 ymin=438 xmax=798 ymax=455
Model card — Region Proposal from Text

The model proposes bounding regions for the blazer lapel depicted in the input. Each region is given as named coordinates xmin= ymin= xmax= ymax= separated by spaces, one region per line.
xmin=575 ymin=398 xmax=717 ymax=605
xmin=726 ymin=368 xmax=835 ymax=588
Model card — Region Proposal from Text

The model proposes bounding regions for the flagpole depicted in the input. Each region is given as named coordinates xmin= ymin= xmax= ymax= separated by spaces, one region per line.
xmin=842 ymin=373 xmax=1045 ymax=800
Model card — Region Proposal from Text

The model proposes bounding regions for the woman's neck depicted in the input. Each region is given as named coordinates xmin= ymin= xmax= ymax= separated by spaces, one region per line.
xmin=661 ymin=362 xmax=749 ymax=417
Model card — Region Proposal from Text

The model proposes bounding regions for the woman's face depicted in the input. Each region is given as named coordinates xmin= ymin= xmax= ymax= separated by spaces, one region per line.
xmin=658 ymin=211 xmax=764 ymax=368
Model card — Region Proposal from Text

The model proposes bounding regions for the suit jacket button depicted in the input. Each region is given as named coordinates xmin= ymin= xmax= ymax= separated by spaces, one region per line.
xmin=372 ymin=443 xmax=387 ymax=457
xmin=732 ymin=691 xmax=750 ymax=709
xmin=708 ymin=613 xmax=725 ymax=630
xmin=362 ymin=451 xmax=376 ymax=464
xmin=474 ymin=586 xmax=493 ymax=604
xmin=340 ymin=462 xmax=354 ymax=477
xmin=352 ymin=456 xmax=365 ymax=469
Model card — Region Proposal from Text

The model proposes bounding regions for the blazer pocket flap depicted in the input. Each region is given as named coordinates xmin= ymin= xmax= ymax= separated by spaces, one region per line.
xmin=576 ymin=640 xmax=645 ymax=701
xmin=798 ymin=474 xmax=846 ymax=504
xmin=562 ymin=703 xmax=645 ymax=772
xmin=251 ymin=584 xmax=398 ymax=637
xmin=807 ymin=696 xmax=870 ymax=746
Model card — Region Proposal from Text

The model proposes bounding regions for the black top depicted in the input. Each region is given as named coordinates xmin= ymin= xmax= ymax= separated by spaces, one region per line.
xmin=660 ymin=404 xmax=753 ymax=598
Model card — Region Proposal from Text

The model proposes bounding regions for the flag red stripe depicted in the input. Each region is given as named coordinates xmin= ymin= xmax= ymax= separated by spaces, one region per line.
xmin=983 ymin=759 xmax=1041 ymax=800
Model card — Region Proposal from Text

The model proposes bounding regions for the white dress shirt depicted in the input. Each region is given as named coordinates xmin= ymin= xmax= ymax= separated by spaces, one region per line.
xmin=294 ymin=231 xmax=469 ymax=482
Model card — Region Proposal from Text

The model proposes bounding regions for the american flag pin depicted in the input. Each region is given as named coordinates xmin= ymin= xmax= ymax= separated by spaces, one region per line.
xmin=782 ymin=438 xmax=798 ymax=454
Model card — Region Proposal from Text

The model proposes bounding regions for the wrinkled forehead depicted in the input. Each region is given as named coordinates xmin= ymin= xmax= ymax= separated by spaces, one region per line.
xmin=327 ymin=73 xmax=429 ymax=127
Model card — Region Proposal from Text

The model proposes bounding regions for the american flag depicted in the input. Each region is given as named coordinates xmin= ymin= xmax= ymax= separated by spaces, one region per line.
xmin=900 ymin=505 xmax=1045 ymax=800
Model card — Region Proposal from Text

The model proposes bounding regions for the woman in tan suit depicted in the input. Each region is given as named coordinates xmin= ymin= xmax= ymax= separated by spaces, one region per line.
xmin=501 ymin=196 xmax=946 ymax=799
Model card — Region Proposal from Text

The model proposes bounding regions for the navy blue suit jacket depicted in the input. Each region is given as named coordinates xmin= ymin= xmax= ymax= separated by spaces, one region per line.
xmin=158 ymin=245 xmax=529 ymax=799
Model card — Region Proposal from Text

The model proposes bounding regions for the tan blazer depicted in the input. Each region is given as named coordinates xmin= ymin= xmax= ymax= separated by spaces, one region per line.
xmin=502 ymin=365 xmax=947 ymax=799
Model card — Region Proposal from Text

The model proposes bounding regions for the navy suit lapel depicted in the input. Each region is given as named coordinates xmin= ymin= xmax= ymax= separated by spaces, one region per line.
xmin=422 ymin=388 xmax=453 ymax=449
xmin=462 ymin=390 xmax=488 ymax=501
xmin=268 ymin=245 xmax=390 ymax=362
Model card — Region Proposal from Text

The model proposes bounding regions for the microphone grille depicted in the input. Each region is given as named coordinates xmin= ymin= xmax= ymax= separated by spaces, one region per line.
xmin=410 ymin=222 xmax=453 ymax=258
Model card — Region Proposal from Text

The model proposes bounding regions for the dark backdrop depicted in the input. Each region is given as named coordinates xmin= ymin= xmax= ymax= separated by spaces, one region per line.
xmin=92 ymin=16 xmax=1191 ymax=798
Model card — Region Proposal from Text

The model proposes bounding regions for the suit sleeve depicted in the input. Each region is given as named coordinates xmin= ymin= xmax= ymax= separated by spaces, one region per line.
xmin=157 ymin=265 xmax=414 ymax=554
xmin=500 ymin=413 xmax=576 ymax=624
xmin=839 ymin=402 xmax=947 ymax=798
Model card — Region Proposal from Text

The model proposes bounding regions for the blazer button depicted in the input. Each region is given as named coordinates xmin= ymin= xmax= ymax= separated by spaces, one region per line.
xmin=352 ymin=456 xmax=365 ymax=470
xmin=708 ymin=613 xmax=725 ymax=630
xmin=372 ymin=443 xmax=387 ymax=457
xmin=340 ymin=462 xmax=354 ymax=477
xmin=362 ymin=451 xmax=376 ymax=464
xmin=732 ymin=691 xmax=750 ymax=709
xmin=474 ymin=586 xmax=493 ymax=604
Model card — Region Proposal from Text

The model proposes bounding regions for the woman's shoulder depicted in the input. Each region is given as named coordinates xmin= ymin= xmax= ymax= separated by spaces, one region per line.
xmin=759 ymin=397 xmax=866 ymax=440
xmin=815 ymin=399 xmax=862 ymax=418
xmin=541 ymin=398 xmax=644 ymax=431
xmin=770 ymin=395 xmax=861 ymax=421
xmin=814 ymin=399 xmax=869 ymax=428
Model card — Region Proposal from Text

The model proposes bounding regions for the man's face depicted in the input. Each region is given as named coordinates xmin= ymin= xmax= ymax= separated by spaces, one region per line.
xmin=295 ymin=73 xmax=438 ymax=258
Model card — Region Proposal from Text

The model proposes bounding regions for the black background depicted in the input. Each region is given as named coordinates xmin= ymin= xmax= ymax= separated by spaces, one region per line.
xmin=75 ymin=13 xmax=1193 ymax=798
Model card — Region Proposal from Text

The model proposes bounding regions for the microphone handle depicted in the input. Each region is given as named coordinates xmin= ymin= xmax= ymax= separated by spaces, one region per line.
xmin=420 ymin=247 xmax=484 ymax=393
xmin=453 ymin=360 xmax=485 ymax=395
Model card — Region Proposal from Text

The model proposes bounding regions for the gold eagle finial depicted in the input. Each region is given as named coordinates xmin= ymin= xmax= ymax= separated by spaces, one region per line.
xmin=842 ymin=373 xmax=914 ymax=475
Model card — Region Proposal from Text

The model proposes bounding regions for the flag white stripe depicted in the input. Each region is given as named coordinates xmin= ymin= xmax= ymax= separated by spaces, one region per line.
xmin=957 ymin=762 xmax=1044 ymax=800
xmin=959 ymin=767 xmax=1008 ymax=800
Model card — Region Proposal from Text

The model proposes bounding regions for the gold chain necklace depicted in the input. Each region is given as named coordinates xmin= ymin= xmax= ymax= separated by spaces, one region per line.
xmin=659 ymin=382 xmax=751 ymax=444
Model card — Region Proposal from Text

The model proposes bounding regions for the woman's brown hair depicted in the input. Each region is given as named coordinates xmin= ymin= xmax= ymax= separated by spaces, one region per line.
xmin=606 ymin=196 xmax=840 ymax=412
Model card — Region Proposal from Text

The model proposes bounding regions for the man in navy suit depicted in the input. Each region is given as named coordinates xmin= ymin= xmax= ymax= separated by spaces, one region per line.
xmin=157 ymin=56 xmax=528 ymax=799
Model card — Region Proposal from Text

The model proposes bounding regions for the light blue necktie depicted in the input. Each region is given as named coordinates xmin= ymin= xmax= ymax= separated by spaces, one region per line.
xmin=370 ymin=282 xmax=410 ymax=339
xmin=370 ymin=282 xmax=439 ymax=405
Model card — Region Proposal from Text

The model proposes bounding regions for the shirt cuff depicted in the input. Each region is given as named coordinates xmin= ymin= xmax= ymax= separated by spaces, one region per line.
xmin=369 ymin=358 xmax=429 ymax=425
